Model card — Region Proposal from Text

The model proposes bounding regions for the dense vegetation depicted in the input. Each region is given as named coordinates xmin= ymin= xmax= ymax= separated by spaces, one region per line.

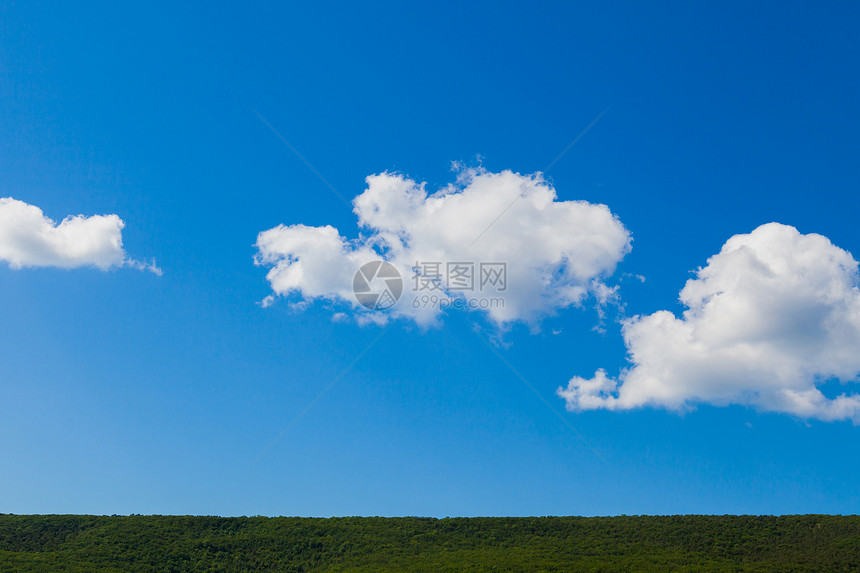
xmin=0 ymin=514 xmax=858 ymax=571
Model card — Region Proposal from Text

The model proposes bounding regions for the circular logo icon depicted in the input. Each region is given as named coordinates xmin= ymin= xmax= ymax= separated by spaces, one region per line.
xmin=353 ymin=261 xmax=403 ymax=310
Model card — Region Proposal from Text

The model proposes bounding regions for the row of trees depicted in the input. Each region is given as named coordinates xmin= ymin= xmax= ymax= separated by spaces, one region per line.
xmin=1 ymin=514 xmax=858 ymax=571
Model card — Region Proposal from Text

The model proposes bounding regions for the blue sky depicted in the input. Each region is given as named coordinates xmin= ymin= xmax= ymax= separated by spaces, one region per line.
xmin=1 ymin=1 xmax=859 ymax=516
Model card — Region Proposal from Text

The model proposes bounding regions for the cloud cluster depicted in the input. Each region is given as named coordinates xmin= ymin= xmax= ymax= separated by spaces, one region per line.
xmin=558 ymin=223 xmax=860 ymax=423
xmin=255 ymin=167 xmax=631 ymax=326
xmin=0 ymin=197 xmax=159 ymax=273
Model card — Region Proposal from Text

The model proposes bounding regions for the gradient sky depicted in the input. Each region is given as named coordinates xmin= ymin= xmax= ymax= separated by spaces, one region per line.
xmin=1 ymin=1 xmax=859 ymax=517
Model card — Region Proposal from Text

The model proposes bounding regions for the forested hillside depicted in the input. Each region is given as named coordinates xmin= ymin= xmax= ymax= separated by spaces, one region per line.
xmin=1 ymin=514 xmax=858 ymax=572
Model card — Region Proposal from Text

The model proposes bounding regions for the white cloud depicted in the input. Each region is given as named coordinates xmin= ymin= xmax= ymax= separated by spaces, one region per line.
xmin=255 ymin=167 xmax=631 ymax=326
xmin=0 ymin=197 xmax=160 ymax=273
xmin=558 ymin=223 xmax=860 ymax=423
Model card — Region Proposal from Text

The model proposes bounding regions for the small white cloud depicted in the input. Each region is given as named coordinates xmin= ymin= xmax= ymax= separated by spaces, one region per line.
xmin=0 ymin=197 xmax=159 ymax=273
xmin=254 ymin=167 xmax=631 ymax=327
xmin=558 ymin=223 xmax=860 ymax=423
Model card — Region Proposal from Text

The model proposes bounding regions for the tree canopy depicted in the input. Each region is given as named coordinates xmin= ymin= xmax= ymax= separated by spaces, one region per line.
xmin=1 ymin=514 xmax=858 ymax=571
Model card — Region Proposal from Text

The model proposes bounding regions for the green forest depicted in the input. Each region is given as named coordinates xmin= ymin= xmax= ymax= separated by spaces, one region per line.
xmin=1 ymin=514 xmax=858 ymax=572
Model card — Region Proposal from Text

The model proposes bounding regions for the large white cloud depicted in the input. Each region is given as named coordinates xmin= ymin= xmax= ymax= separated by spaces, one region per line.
xmin=558 ymin=223 xmax=860 ymax=423
xmin=255 ymin=167 xmax=631 ymax=326
xmin=0 ymin=197 xmax=159 ymax=273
